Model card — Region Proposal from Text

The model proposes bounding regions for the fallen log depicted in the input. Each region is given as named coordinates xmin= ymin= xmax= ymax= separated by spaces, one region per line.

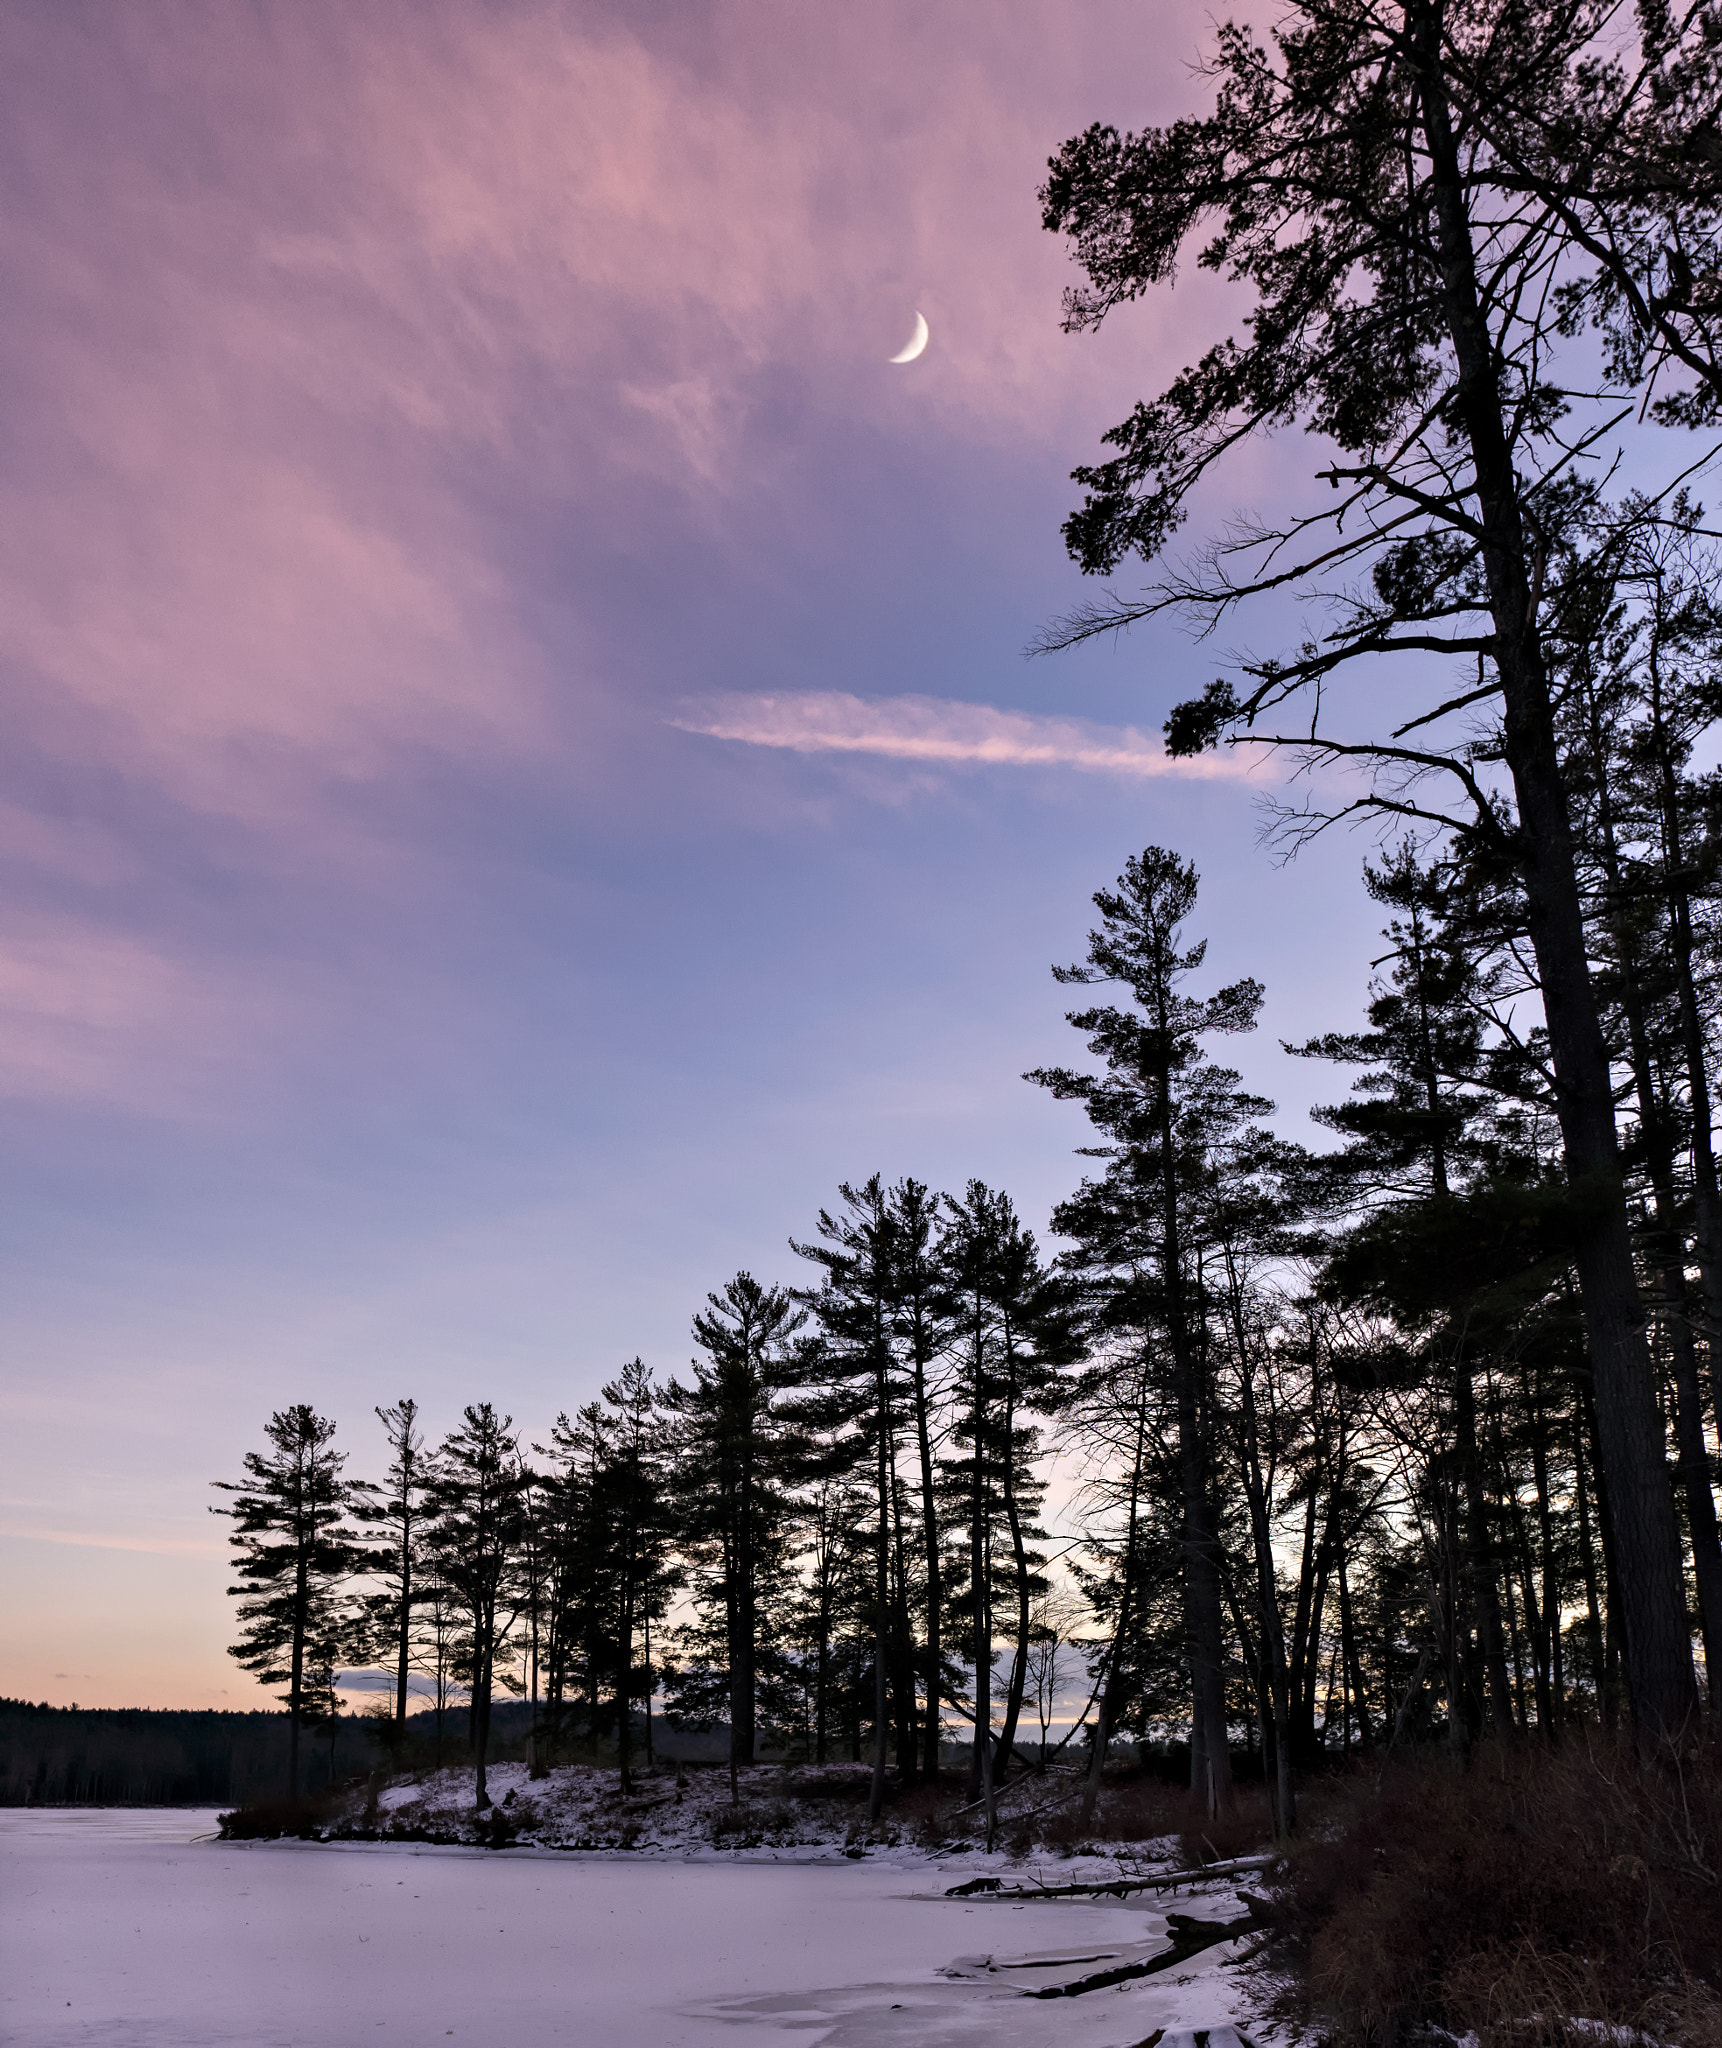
xmin=946 ymin=1852 xmax=1273 ymax=1901
xmin=1024 ymin=1909 xmax=1260 ymax=1998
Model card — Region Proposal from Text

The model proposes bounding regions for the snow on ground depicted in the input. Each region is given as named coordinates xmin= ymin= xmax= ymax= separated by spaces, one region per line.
xmin=346 ymin=1758 xmax=1089 ymax=1855
xmin=1 ymin=1803 xmax=1272 ymax=2048
xmin=359 ymin=1758 xmax=895 ymax=1851
xmin=322 ymin=1758 xmax=1249 ymax=1872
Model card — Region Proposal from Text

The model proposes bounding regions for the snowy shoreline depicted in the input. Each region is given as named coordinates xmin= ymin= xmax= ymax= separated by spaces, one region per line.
xmin=250 ymin=1756 xmax=1251 ymax=1871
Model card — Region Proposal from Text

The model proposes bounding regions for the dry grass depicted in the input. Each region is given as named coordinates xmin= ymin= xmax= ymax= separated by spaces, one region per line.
xmin=1267 ymin=1731 xmax=1722 ymax=2048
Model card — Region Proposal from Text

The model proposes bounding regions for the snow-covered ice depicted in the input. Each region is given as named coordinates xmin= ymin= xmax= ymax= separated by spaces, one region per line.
xmin=1 ymin=1805 xmax=1265 ymax=2047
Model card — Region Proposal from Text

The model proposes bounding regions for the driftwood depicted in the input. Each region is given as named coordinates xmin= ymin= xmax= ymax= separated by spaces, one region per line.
xmin=945 ymin=1852 xmax=1273 ymax=1901
xmin=1024 ymin=1905 xmax=1263 ymax=1998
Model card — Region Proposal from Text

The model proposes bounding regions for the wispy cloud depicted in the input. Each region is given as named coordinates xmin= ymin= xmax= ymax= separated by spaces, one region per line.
xmin=670 ymin=692 xmax=1259 ymax=779
xmin=0 ymin=1524 xmax=224 ymax=1559
xmin=0 ymin=925 xmax=302 ymax=1111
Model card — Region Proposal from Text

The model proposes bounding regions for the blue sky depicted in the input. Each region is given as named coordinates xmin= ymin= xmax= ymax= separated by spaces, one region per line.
xmin=0 ymin=0 xmax=1393 ymax=1705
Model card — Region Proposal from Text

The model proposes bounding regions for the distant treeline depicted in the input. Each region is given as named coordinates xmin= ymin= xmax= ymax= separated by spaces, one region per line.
xmin=0 ymin=1694 xmax=746 ymax=1807
xmin=0 ymin=1698 xmax=382 ymax=1807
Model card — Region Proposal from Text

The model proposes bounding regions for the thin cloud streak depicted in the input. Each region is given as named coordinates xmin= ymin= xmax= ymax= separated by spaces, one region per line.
xmin=671 ymin=692 xmax=1261 ymax=779
xmin=0 ymin=1525 xmax=225 ymax=1559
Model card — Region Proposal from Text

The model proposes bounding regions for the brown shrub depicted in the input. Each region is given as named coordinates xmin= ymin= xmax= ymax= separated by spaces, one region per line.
xmin=1029 ymin=1770 xmax=1276 ymax=1856
xmin=216 ymin=1789 xmax=341 ymax=1839
xmin=707 ymin=1798 xmax=803 ymax=1846
xmin=1268 ymin=1731 xmax=1722 ymax=2048
xmin=1098 ymin=1773 xmax=1193 ymax=1844
xmin=884 ymin=1779 xmax=967 ymax=1845
xmin=1176 ymin=1782 xmax=1277 ymax=1864
xmin=784 ymin=1764 xmax=871 ymax=1802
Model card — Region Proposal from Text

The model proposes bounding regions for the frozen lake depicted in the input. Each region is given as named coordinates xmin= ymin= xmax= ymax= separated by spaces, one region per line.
xmin=2 ymin=1808 xmax=1257 ymax=2047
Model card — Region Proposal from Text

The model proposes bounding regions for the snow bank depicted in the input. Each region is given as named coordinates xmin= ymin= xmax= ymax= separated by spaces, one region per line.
xmin=331 ymin=1758 xmax=896 ymax=1854
xmin=279 ymin=1758 xmax=1236 ymax=1869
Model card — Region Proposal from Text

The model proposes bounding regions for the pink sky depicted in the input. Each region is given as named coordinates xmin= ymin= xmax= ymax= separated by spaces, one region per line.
xmin=0 ymin=0 xmax=1387 ymax=1709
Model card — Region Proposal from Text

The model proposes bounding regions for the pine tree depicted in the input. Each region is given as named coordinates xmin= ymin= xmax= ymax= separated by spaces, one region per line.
xmin=886 ymin=1176 xmax=956 ymax=1784
xmin=1030 ymin=847 xmax=1272 ymax=1818
xmin=512 ymin=1456 xmax=553 ymax=1773
xmin=596 ymin=1357 xmax=679 ymax=1792
xmin=1556 ymin=541 xmax=1722 ymax=1693
xmin=785 ymin=1436 xmax=874 ymax=1763
xmin=938 ymin=1182 xmax=1072 ymax=1837
xmin=211 ymin=1405 xmax=358 ymax=1803
xmin=538 ymin=1401 xmax=609 ymax=1764
xmin=424 ymin=1404 xmax=525 ymax=1811
xmin=983 ymin=1199 xmax=1076 ymax=1783
xmin=1294 ymin=846 xmax=1528 ymax=1743
xmin=410 ymin=1573 xmax=465 ymax=1768
xmin=941 ymin=1181 xmax=1010 ymax=1813
xmin=663 ymin=1273 xmax=808 ymax=1797
xmin=351 ymin=1398 xmax=429 ymax=1741
xmin=795 ymin=1179 xmax=903 ymax=1819
xmin=1038 ymin=0 xmax=1703 ymax=1741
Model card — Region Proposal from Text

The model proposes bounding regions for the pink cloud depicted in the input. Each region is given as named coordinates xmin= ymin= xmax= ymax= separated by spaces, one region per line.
xmin=0 ymin=1524 xmax=225 ymax=1560
xmin=0 ymin=0 xmax=1244 ymax=1107
xmin=0 ymin=1 xmax=1219 ymax=816
xmin=671 ymin=691 xmax=1262 ymax=780
xmin=0 ymin=924 xmax=283 ymax=1108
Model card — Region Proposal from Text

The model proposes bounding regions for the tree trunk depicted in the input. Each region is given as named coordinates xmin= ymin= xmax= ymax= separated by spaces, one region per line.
xmin=1157 ymin=1058 xmax=1232 ymax=1815
xmin=1662 ymin=1300 xmax=1722 ymax=1698
xmin=1288 ymin=1484 xmax=1323 ymax=1763
xmin=1579 ymin=1368 xmax=1628 ymax=1727
xmin=908 ymin=1324 xmax=944 ymax=1784
xmin=967 ymin=1342 xmax=991 ymax=1807
xmin=869 ymin=1347 xmax=891 ymax=1823
xmin=1454 ymin=1354 xmax=1516 ymax=1737
xmin=1529 ymin=1388 xmax=1564 ymax=1732
xmin=617 ymin=1558 xmax=636 ymax=1795
xmin=1221 ymin=1248 xmax=1297 ymax=1830
xmin=395 ymin=1528 xmax=412 ymax=1729
xmin=1582 ymin=674 xmax=1722 ymax=1699
xmin=1078 ymin=1396 xmax=1147 ymax=1834
xmin=728 ymin=1418 xmax=757 ymax=1797
xmin=890 ymin=1477 xmax=917 ymax=1784
xmin=473 ymin=1623 xmax=492 ymax=1811
xmin=1645 ymin=666 xmax=1722 ymax=1438
xmin=289 ymin=1548 xmax=306 ymax=1804
xmin=1416 ymin=14 xmax=1697 ymax=1743
xmin=1573 ymin=1388 xmax=1606 ymax=1709
xmin=1338 ymin=1556 xmax=1366 ymax=1750
xmin=993 ymin=1369 xmax=1034 ymax=1784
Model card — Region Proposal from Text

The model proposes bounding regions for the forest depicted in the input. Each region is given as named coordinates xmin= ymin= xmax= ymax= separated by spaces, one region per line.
xmin=0 ymin=1698 xmax=323 ymax=1807
xmin=188 ymin=2 xmax=1722 ymax=2037
xmin=211 ymin=0 xmax=1722 ymax=1886
xmin=218 ymin=796 xmax=1722 ymax=1841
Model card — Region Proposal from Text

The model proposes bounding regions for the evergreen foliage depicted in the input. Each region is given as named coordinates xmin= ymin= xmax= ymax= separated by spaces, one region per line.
xmin=209 ymin=1404 xmax=357 ymax=1804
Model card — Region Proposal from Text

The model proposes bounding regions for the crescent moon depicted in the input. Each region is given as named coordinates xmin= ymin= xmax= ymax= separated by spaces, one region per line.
xmin=889 ymin=312 xmax=930 ymax=364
